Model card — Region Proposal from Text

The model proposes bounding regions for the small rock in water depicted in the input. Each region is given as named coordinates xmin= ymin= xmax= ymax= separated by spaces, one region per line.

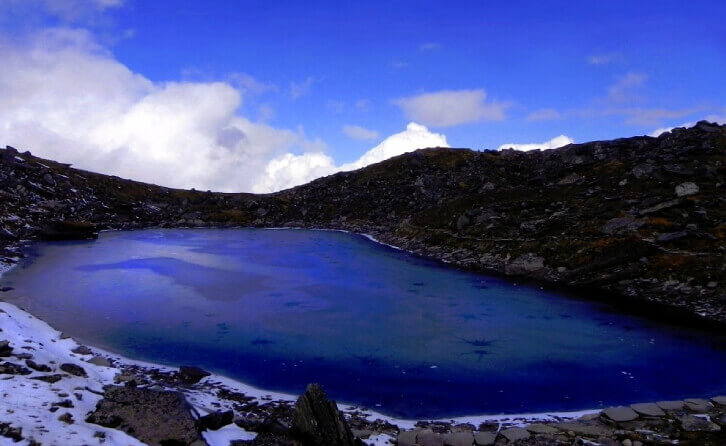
xmin=178 ymin=365 xmax=211 ymax=384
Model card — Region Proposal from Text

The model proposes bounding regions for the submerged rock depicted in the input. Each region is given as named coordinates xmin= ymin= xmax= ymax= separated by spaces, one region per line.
xmin=292 ymin=383 xmax=357 ymax=446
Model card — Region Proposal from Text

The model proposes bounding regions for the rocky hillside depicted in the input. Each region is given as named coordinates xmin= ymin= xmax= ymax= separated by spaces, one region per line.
xmin=1 ymin=121 xmax=725 ymax=326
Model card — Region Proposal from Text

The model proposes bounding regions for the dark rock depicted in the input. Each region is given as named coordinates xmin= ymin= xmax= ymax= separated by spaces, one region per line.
xmin=0 ymin=422 xmax=23 ymax=442
xmin=197 ymin=410 xmax=234 ymax=431
xmin=58 ymin=413 xmax=74 ymax=424
xmin=72 ymin=345 xmax=93 ymax=355
xmin=38 ymin=220 xmax=98 ymax=241
xmin=0 ymin=340 xmax=12 ymax=357
xmin=86 ymin=385 xmax=203 ymax=445
xmin=60 ymin=363 xmax=87 ymax=377
xmin=178 ymin=365 xmax=211 ymax=384
xmin=292 ymin=383 xmax=356 ymax=446
xmin=31 ymin=374 xmax=64 ymax=383
xmin=25 ymin=359 xmax=52 ymax=372
xmin=0 ymin=361 xmax=31 ymax=375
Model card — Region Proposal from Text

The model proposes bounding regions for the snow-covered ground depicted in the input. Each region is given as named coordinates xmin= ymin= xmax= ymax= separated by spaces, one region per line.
xmin=1 ymin=256 xmax=595 ymax=446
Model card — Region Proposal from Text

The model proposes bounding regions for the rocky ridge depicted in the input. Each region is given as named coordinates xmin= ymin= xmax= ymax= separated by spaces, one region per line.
xmin=1 ymin=121 xmax=725 ymax=326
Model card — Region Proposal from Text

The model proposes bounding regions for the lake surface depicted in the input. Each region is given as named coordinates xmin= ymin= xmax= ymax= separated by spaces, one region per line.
xmin=2 ymin=229 xmax=725 ymax=418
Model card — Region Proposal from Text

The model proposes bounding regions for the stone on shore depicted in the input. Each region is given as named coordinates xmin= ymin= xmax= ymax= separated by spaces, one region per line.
xmin=178 ymin=365 xmax=211 ymax=384
xmin=196 ymin=410 xmax=234 ymax=431
xmin=86 ymin=385 xmax=203 ymax=445
xmin=473 ymin=431 xmax=497 ymax=445
xmin=603 ymin=406 xmax=639 ymax=422
xmin=291 ymin=383 xmax=356 ymax=446
xmin=500 ymin=427 xmax=529 ymax=442
xmin=630 ymin=402 xmax=665 ymax=417
xmin=442 ymin=431 xmax=474 ymax=446
xmin=656 ymin=400 xmax=685 ymax=410
xmin=60 ymin=363 xmax=87 ymax=377
xmin=678 ymin=414 xmax=721 ymax=432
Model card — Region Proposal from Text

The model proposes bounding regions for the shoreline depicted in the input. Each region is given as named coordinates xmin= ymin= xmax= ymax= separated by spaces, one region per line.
xmin=0 ymin=240 xmax=602 ymax=424
xmin=2 ymin=230 xmax=726 ymax=445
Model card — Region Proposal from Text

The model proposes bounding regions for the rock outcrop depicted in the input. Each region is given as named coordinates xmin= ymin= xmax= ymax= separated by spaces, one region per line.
xmin=292 ymin=384 xmax=357 ymax=446
xmin=1 ymin=122 xmax=725 ymax=325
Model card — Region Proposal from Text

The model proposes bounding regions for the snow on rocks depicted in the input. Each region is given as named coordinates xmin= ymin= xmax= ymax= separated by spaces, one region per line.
xmin=0 ymin=301 xmax=144 ymax=446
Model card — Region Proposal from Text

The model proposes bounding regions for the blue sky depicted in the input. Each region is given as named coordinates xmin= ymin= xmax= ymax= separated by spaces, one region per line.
xmin=0 ymin=1 xmax=724 ymax=191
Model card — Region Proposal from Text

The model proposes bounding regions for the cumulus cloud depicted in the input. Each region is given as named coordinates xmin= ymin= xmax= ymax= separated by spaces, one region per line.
xmin=342 ymin=124 xmax=379 ymax=141
xmin=0 ymin=28 xmax=329 ymax=192
xmin=394 ymin=89 xmax=508 ymax=127
xmin=256 ymin=123 xmax=448 ymax=192
xmin=498 ymin=135 xmax=574 ymax=152
xmin=526 ymin=108 xmax=561 ymax=121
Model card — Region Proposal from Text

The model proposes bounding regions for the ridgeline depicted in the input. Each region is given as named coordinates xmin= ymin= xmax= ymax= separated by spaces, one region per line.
xmin=1 ymin=121 xmax=725 ymax=326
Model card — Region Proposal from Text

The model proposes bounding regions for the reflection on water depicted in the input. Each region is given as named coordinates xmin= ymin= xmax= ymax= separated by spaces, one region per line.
xmin=2 ymin=228 xmax=725 ymax=418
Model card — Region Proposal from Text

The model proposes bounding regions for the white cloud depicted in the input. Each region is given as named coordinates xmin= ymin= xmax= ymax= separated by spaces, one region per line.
xmin=253 ymin=152 xmax=337 ymax=193
xmin=419 ymin=42 xmax=441 ymax=52
xmin=355 ymin=99 xmax=371 ymax=111
xmin=587 ymin=53 xmax=620 ymax=65
xmin=0 ymin=28 xmax=326 ymax=193
xmin=526 ymin=108 xmax=561 ymax=121
xmin=649 ymin=112 xmax=725 ymax=136
xmin=256 ymin=123 xmax=448 ymax=192
xmin=289 ymin=77 xmax=315 ymax=100
xmin=498 ymin=135 xmax=574 ymax=152
xmin=339 ymin=122 xmax=447 ymax=171
xmin=342 ymin=124 xmax=379 ymax=141
xmin=0 ymin=0 xmax=124 ymax=23
xmin=394 ymin=89 xmax=508 ymax=127
xmin=607 ymin=72 xmax=647 ymax=103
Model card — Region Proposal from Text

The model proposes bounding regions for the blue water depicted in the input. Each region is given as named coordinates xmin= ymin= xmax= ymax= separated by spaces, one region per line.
xmin=2 ymin=229 xmax=725 ymax=418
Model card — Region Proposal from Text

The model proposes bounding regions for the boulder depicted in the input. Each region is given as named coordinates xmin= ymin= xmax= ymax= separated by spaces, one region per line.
xmin=38 ymin=221 xmax=98 ymax=241
xmin=86 ymin=385 xmax=203 ymax=445
xmin=197 ymin=410 xmax=234 ymax=431
xmin=292 ymin=383 xmax=356 ymax=446
xmin=178 ymin=365 xmax=211 ymax=384
xmin=675 ymin=182 xmax=699 ymax=197
xmin=0 ymin=361 xmax=31 ymax=375
xmin=630 ymin=402 xmax=665 ymax=417
xmin=678 ymin=414 xmax=721 ymax=432
xmin=603 ymin=406 xmax=639 ymax=422
xmin=505 ymin=253 xmax=545 ymax=276
xmin=60 ymin=363 xmax=87 ymax=377
xmin=0 ymin=340 xmax=12 ymax=357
